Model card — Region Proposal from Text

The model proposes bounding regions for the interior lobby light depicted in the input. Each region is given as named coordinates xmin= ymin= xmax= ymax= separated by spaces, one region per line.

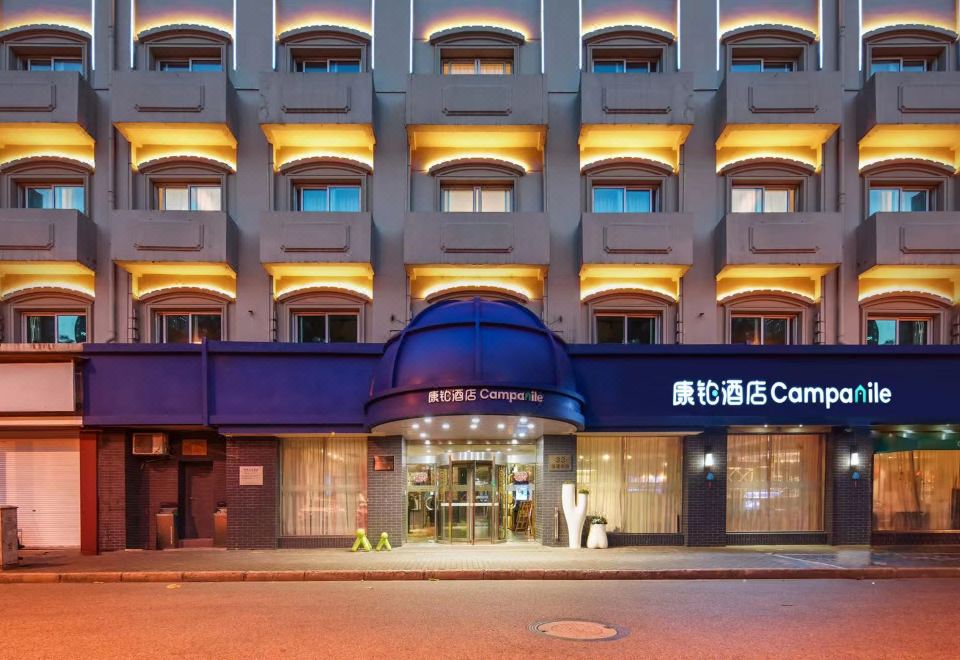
xmin=519 ymin=417 xmax=528 ymax=424
xmin=441 ymin=422 xmax=451 ymax=430
xmin=704 ymin=452 xmax=715 ymax=469
xmin=424 ymin=418 xmax=432 ymax=424
xmin=411 ymin=423 xmax=420 ymax=430
xmin=469 ymin=424 xmax=478 ymax=430
xmin=497 ymin=423 xmax=506 ymax=430
xmin=471 ymin=417 xmax=480 ymax=424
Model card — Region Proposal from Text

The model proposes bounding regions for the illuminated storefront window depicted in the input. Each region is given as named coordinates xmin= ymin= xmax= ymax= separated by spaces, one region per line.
xmin=874 ymin=450 xmax=960 ymax=531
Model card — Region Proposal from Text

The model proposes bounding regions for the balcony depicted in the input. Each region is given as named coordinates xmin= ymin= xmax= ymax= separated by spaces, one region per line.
xmin=859 ymin=72 xmax=960 ymax=136
xmin=580 ymin=72 xmax=694 ymax=126
xmin=717 ymin=212 xmax=843 ymax=272
xmin=258 ymin=72 xmax=373 ymax=126
xmin=407 ymin=74 xmax=547 ymax=126
xmin=858 ymin=212 xmax=960 ymax=271
xmin=111 ymin=210 xmax=238 ymax=271
xmin=0 ymin=71 xmax=96 ymax=137
xmin=581 ymin=212 xmax=693 ymax=267
xmin=260 ymin=212 xmax=372 ymax=266
xmin=0 ymin=209 xmax=96 ymax=269
xmin=404 ymin=212 xmax=549 ymax=266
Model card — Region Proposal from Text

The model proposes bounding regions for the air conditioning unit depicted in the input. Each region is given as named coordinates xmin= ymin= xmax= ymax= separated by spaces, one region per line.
xmin=132 ymin=432 xmax=169 ymax=456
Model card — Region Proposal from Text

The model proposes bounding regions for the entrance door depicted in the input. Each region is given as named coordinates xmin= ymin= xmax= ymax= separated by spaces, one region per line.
xmin=438 ymin=460 xmax=501 ymax=544
xmin=180 ymin=463 xmax=214 ymax=541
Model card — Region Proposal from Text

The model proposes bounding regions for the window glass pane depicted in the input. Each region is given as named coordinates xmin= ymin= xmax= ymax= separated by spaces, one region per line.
xmin=626 ymin=317 xmax=657 ymax=344
xmin=869 ymin=188 xmax=899 ymax=215
xmin=55 ymin=186 xmax=85 ymax=212
xmin=731 ymin=317 xmax=761 ymax=345
xmin=442 ymin=188 xmax=475 ymax=212
xmin=731 ymin=60 xmax=762 ymax=72
xmin=763 ymin=61 xmax=794 ymax=72
xmin=592 ymin=187 xmax=624 ymax=213
xmin=329 ymin=186 xmax=361 ymax=212
xmin=478 ymin=60 xmax=510 ymax=74
xmin=161 ymin=187 xmax=189 ymax=211
xmin=592 ymin=61 xmax=624 ymax=73
xmin=870 ymin=59 xmax=900 ymax=73
xmin=873 ymin=451 xmax=960 ymax=531
xmin=625 ymin=61 xmax=652 ymax=73
xmin=162 ymin=315 xmax=190 ymax=343
xmin=443 ymin=61 xmax=476 ymax=75
xmin=898 ymin=320 xmax=927 ymax=345
xmin=189 ymin=186 xmax=221 ymax=211
xmin=159 ymin=61 xmax=191 ymax=72
xmin=27 ymin=59 xmax=52 ymax=71
xmin=296 ymin=315 xmax=328 ymax=343
xmin=298 ymin=61 xmax=328 ymax=72
xmin=902 ymin=189 xmax=929 ymax=212
xmin=192 ymin=314 xmax=222 ymax=342
xmin=53 ymin=59 xmax=83 ymax=72
xmin=281 ymin=437 xmax=368 ymax=535
xmin=731 ymin=188 xmax=761 ymax=213
xmin=26 ymin=187 xmax=53 ymax=209
xmin=762 ymin=189 xmax=791 ymax=212
xmin=329 ymin=60 xmax=361 ymax=72
xmin=56 ymin=315 xmax=86 ymax=343
xmin=901 ymin=60 xmax=927 ymax=72
xmin=726 ymin=434 xmax=825 ymax=532
xmin=625 ymin=189 xmax=652 ymax=213
xmin=300 ymin=188 xmax=329 ymax=212
xmin=762 ymin=317 xmax=789 ymax=345
xmin=328 ymin=315 xmax=359 ymax=343
xmin=190 ymin=60 xmax=222 ymax=72
xmin=479 ymin=188 xmax=510 ymax=212
xmin=25 ymin=315 xmax=56 ymax=343
xmin=866 ymin=319 xmax=896 ymax=345
xmin=595 ymin=316 xmax=625 ymax=344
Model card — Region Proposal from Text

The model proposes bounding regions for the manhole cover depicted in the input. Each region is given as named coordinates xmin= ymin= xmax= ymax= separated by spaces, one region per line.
xmin=530 ymin=619 xmax=625 ymax=641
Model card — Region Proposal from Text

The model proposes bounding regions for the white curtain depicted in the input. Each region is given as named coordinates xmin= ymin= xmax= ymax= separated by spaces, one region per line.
xmin=726 ymin=434 xmax=825 ymax=533
xmin=874 ymin=451 xmax=960 ymax=531
xmin=281 ymin=437 xmax=367 ymax=536
xmin=577 ymin=436 xmax=682 ymax=533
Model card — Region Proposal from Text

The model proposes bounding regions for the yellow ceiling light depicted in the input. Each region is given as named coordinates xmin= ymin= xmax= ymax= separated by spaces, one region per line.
xmin=0 ymin=13 xmax=92 ymax=35
xmin=580 ymin=150 xmax=678 ymax=173
xmin=276 ymin=15 xmax=372 ymax=38
xmin=717 ymin=285 xmax=817 ymax=303
xmin=423 ymin=154 xmax=529 ymax=174
xmin=133 ymin=148 xmax=237 ymax=173
xmin=409 ymin=125 xmax=545 ymax=151
xmin=0 ymin=148 xmax=95 ymax=171
xmin=719 ymin=16 xmax=818 ymax=40
xmin=275 ymin=151 xmax=373 ymax=173
xmin=858 ymin=282 xmax=956 ymax=303
xmin=858 ymin=152 xmax=956 ymax=173
xmin=420 ymin=280 xmax=533 ymax=303
xmin=136 ymin=283 xmax=237 ymax=301
xmin=862 ymin=15 xmax=957 ymax=36
xmin=581 ymin=15 xmax=677 ymax=38
xmin=423 ymin=16 xmax=531 ymax=41
xmin=716 ymin=149 xmax=819 ymax=173
xmin=274 ymin=281 xmax=374 ymax=301
xmin=262 ymin=124 xmax=376 ymax=172
xmin=116 ymin=122 xmax=237 ymax=171
xmin=1 ymin=277 xmax=96 ymax=300
xmin=580 ymin=282 xmax=679 ymax=302
xmin=136 ymin=13 xmax=234 ymax=39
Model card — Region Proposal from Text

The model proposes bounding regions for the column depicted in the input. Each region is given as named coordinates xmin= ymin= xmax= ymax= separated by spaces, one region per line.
xmin=367 ymin=436 xmax=406 ymax=545
xmin=536 ymin=435 xmax=578 ymax=547
xmin=226 ymin=438 xmax=278 ymax=550
xmin=827 ymin=428 xmax=874 ymax=545
xmin=683 ymin=431 xmax=728 ymax=546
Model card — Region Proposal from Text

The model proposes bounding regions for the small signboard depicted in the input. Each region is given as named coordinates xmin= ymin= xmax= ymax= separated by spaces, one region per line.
xmin=238 ymin=465 xmax=263 ymax=486
xmin=547 ymin=455 xmax=572 ymax=472
xmin=182 ymin=438 xmax=208 ymax=456
xmin=374 ymin=455 xmax=395 ymax=472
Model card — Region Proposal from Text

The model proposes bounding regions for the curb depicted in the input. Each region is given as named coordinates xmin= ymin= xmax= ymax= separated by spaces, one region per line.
xmin=1 ymin=566 xmax=959 ymax=583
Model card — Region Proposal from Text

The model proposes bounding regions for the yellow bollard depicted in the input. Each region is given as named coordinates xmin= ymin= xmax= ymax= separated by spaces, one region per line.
xmin=351 ymin=528 xmax=372 ymax=552
xmin=375 ymin=532 xmax=392 ymax=551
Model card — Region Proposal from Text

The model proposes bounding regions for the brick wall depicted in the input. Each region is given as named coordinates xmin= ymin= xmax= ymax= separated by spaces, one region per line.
xmin=367 ymin=436 xmax=405 ymax=546
xmin=827 ymin=428 xmax=874 ymax=545
xmin=683 ymin=432 xmax=727 ymax=546
xmin=226 ymin=437 xmax=278 ymax=549
xmin=536 ymin=435 xmax=577 ymax=547
xmin=96 ymin=431 xmax=126 ymax=552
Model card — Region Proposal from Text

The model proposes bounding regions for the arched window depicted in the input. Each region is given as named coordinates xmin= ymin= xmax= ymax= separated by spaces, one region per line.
xmin=0 ymin=26 xmax=89 ymax=76
xmin=430 ymin=26 xmax=524 ymax=75
xmin=278 ymin=26 xmax=369 ymax=73
xmin=860 ymin=293 xmax=952 ymax=345
xmin=2 ymin=289 xmax=91 ymax=344
xmin=861 ymin=159 xmax=953 ymax=216
xmin=721 ymin=291 xmax=815 ymax=345
xmin=721 ymin=159 xmax=817 ymax=213
xmin=276 ymin=159 xmax=370 ymax=212
xmin=136 ymin=158 xmax=231 ymax=211
xmin=138 ymin=289 xmax=230 ymax=344
xmin=582 ymin=159 xmax=675 ymax=213
xmin=582 ymin=26 xmax=675 ymax=73
xmin=583 ymin=291 xmax=676 ymax=345
xmin=276 ymin=290 xmax=367 ymax=343
xmin=1 ymin=159 xmax=91 ymax=212
xmin=430 ymin=160 xmax=524 ymax=213
xmin=137 ymin=25 xmax=230 ymax=72
xmin=722 ymin=25 xmax=816 ymax=73
xmin=863 ymin=26 xmax=957 ymax=77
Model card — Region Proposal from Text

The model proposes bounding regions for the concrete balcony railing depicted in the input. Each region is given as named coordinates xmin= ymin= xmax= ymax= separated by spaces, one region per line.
xmin=260 ymin=211 xmax=372 ymax=265
xmin=0 ymin=209 xmax=96 ymax=268
xmin=579 ymin=72 xmax=695 ymax=126
xmin=257 ymin=72 xmax=373 ymax=126
xmin=111 ymin=210 xmax=238 ymax=270
xmin=718 ymin=71 xmax=842 ymax=130
xmin=581 ymin=212 xmax=694 ymax=266
xmin=717 ymin=212 xmax=843 ymax=271
xmin=404 ymin=212 xmax=550 ymax=266
xmin=407 ymin=74 xmax=547 ymax=125
xmin=858 ymin=72 xmax=960 ymax=138
xmin=110 ymin=71 xmax=237 ymax=132
xmin=0 ymin=71 xmax=96 ymax=137
xmin=858 ymin=212 xmax=960 ymax=271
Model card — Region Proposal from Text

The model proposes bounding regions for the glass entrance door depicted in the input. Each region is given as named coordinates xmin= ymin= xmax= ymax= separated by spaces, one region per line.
xmin=438 ymin=459 xmax=502 ymax=543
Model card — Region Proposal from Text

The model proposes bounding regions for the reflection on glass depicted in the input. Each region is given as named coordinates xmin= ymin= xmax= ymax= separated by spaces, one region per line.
xmin=874 ymin=450 xmax=960 ymax=531
xmin=731 ymin=187 xmax=761 ymax=213
xmin=866 ymin=318 xmax=928 ymax=345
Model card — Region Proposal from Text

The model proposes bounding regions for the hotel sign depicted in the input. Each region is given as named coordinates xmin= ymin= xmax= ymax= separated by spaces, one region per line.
xmin=427 ymin=388 xmax=545 ymax=405
xmin=672 ymin=379 xmax=892 ymax=411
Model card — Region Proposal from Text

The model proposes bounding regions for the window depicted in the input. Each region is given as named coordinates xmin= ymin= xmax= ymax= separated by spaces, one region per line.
xmin=731 ymin=315 xmax=794 ymax=345
xmin=870 ymin=57 xmax=928 ymax=74
xmin=22 ymin=313 xmax=86 ymax=344
xmin=281 ymin=437 xmax=367 ymax=536
xmin=866 ymin=318 xmax=928 ymax=345
xmin=868 ymin=187 xmax=930 ymax=214
xmin=296 ymin=185 xmax=361 ymax=212
xmin=595 ymin=314 xmax=659 ymax=344
xmin=592 ymin=186 xmax=654 ymax=213
xmin=294 ymin=58 xmax=360 ymax=72
xmin=22 ymin=184 xmax=84 ymax=212
xmin=874 ymin=450 xmax=960 ymax=531
xmin=577 ymin=436 xmax=682 ymax=533
xmin=731 ymin=186 xmax=795 ymax=213
xmin=157 ymin=313 xmax=222 ymax=343
xmin=157 ymin=184 xmax=221 ymax=211
xmin=441 ymin=58 xmax=513 ymax=74
xmin=730 ymin=58 xmax=795 ymax=72
xmin=26 ymin=57 xmax=83 ymax=72
xmin=592 ymin=59 xmax=657 ymax=73
xmin=441 ymin=185 xmax=512 ymax=212
xmin=727 ymin=434 xmax=825 ymax=533
xmin=294 ymin=313 xmax=359 ymax=343
xmin=157 ymin=58 xmax=222 ymax=72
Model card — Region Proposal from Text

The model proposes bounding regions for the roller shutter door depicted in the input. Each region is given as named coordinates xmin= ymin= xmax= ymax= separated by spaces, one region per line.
xmin=0 ymin=438 xmax=80 ymax=547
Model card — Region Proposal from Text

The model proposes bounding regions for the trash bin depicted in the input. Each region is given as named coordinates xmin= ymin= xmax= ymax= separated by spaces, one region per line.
xmin=213 ymin=506 xmax=227 ymax=548
xmin=1 ymin=506 xmax=17 ymax=569
xmin=156 ymin=506 xmax=179 ymax=550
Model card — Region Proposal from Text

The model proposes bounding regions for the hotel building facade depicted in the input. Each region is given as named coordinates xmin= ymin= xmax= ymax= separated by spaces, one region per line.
xmin=1 ymin=0 xmax=960 ymax=554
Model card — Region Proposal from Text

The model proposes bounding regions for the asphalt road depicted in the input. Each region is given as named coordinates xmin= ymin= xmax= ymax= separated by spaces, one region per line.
xmin=0 ymin=579 xmax=957 ymax=659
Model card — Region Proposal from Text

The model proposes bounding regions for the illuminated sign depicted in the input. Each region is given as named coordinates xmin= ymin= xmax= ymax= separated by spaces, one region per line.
xmin=672 ymin=379 xmax=892 ymax=411
xmin=426 ymin=388 xmax=545 ymax=404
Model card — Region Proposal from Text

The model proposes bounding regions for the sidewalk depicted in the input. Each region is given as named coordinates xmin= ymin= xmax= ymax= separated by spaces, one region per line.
xmin=3 ymin=543 xmax=960 ymax=583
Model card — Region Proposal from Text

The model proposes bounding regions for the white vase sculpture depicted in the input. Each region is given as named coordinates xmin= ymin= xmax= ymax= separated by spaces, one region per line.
xmin=586 ymin=522 xmax=609 ymax=549
xmin=561 ymin=483 xmax=588 ymax=549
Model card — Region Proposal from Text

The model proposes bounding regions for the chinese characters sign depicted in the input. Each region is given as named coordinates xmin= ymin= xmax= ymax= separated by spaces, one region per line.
xmin=672 ymin=380 xmax=892 ymax=411
xmin=427 ymin=388 xmax=545 ymax=405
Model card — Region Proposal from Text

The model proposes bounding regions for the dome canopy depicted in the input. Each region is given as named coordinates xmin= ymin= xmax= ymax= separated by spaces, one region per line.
xmin=366 ymin=298 xmax=584 ymax=429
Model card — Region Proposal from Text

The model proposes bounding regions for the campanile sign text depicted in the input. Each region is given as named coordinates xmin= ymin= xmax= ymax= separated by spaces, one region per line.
xmin=672 ymin=380 xmax=892 ymax=411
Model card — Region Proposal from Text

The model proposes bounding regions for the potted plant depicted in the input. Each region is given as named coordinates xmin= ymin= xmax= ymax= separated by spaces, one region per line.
xmin=561 ymin=484 xmax=589 ymax=549
xmin=586 ymin=515 xmax=609 ymax=549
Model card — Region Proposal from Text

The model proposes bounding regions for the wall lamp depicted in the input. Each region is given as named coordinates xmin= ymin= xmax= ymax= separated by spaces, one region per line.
xmin=704 ymin=448 xmax=715 ymax=482
xmin=850 ymin=446 xmax=861 ymax=481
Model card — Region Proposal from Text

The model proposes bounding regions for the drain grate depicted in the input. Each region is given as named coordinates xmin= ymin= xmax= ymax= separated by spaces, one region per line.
xmin=530 ymin=619 xmax=626 ymax=641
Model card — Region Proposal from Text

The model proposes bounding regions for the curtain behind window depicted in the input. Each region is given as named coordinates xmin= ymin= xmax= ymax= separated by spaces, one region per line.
xmin=726 ymin=434 xmax=825 ymax=533
xmin=281 ymin=437 xmax=367 ymax=536
xmin=873 ymin=450 xmax=960 ymax=531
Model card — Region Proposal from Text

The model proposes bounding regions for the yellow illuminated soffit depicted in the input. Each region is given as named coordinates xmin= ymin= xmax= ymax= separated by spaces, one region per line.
xmin=579 ymin=264 xmax=686 ymax=302
xmin=0 ymin=123 xmax=95 ymax=170
xmin=115 ymin=123 xmax=238 ymax=172
xmin=0 ymin=14 xmax=92 ymax=35
xmin=0 ymin=265 xmax=95 ymax=300
xmin=858 ymin=125 xmax=960 ymax=173
xmin=424 ymin=155 xmax=528 ymax=174
xmin=579 ymin=125 xmax=690 ymax=174
xmin=409 ymin=125 xmax=545 ymax=151
xmin=136 ymin=16 xmax=234 ymax=40
xmin=423 ymin=18 xmax=531 ymax=41
xmin=719 ymin=19 xmax=818 ymax=41
xmin=716 ymin=124 xmax=837 ymax=173
xmin=581 ymin=17 xmax=676 ymax=39
xmin=408 ymin=265 xmax=544 ymax=302
xmin=858 ymin=266 xmax=960 ymax=303
xmin=276 ymin=17 xmax=372 ymax=38
xmin=264 ymin=264 xmax=374 ymax=301
xmin=261 ymin=124 xmax=375 ymax=172
xmin=862 ymin=17 xmax=958 ymax=36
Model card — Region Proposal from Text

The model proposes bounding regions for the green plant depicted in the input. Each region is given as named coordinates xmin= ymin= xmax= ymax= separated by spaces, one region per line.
xmin=577 ymin=487 xmax=590 ymax=495
xmin=589 ymin=516 xmax=607 ymax=525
